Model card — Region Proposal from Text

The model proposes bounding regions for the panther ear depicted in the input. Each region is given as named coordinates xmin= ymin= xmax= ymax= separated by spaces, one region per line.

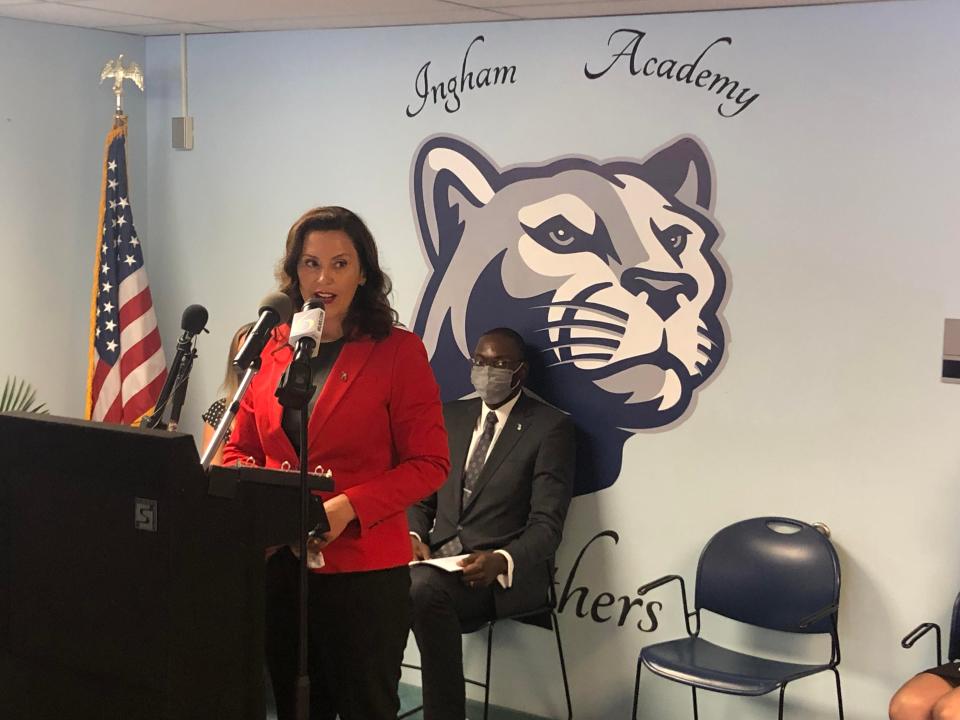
xmin=639 ymin=136 xmax=714 ymax=212
xmin=412 ymin=136 xmax=498 ymax=270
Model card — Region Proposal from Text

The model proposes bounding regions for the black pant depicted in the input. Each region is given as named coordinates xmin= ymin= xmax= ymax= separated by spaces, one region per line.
xmin=409 ymin=564 xmax=496 ymax=720
xmin=266 ymin=549 xmax=411 ymax=720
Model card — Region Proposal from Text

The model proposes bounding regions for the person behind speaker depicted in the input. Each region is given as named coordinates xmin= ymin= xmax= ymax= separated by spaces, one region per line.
xmin=890 ymin=664 xmax=960 ymax=720
xmin=407 ymin=327 xmax=575 ymax=720
xmin=222 ymin=205 xmax=449 ymax=720
xmin=200 ymin=321 xmax=254 ymax=466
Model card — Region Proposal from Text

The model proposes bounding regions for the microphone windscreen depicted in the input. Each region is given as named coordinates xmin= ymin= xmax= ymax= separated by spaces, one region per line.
xmin=181 ymin=304 xmax=209 ymax=334
xmin=259 ymin=292 xmax=294 ymax=325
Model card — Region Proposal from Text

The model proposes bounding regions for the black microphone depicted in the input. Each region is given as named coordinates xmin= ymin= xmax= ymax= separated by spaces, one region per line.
xmin=234 ymin=292 xmax=294 ymax=370
xmin=167 ymin=305 xmax=210 ymax=430
xmin=180 ymin=303 xmax=209 ymax=336
xmin=144 ymin=303 xmax=209 ymax=430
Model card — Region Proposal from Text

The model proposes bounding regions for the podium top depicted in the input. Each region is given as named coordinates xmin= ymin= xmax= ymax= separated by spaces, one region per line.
xmin=0 ymin=412 xmax=334 ymax=496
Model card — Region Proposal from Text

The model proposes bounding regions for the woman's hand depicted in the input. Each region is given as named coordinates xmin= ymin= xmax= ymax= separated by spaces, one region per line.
xmin=309 ymin=494 xmax=357 ymax=549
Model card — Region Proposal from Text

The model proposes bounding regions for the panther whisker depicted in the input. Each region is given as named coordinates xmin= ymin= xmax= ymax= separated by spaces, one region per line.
xmin=539 ymin=337 xmax=621 ymax=351
xmin=697 ymin=329 xmax=721 ymax=346
xmin=545 ymin=353 xmax=613 ymax=368
xmin=697 ymin=340 xmax=721 ymax=355
xmin=535 ymin=319 xmax=626 ymax=337
xmin=533 ymin=301 xmax=629 ymax=322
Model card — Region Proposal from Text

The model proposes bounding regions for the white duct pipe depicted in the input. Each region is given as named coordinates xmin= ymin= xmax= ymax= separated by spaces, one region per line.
xmin=180 ymin=33 xmax=188 ymax=117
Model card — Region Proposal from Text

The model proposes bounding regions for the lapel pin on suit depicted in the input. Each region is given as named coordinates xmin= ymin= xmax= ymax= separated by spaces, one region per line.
xmin=516 ymin=422 xmax=522 ymax=431
xmin=339 ymin=371 xmax=348 ymax=381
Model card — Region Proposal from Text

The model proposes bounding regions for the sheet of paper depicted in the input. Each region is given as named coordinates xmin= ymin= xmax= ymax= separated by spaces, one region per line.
xmin=409 ymin=554 xmax=469 ymax=572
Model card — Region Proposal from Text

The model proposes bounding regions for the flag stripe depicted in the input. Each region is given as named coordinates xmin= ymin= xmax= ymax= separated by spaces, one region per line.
xmin=89 ymin=357 xmax=113 ymax=411
xmin=102 ymin=394 xmax=124 ymax=424
xmin=92 ymin=362 xmax=121 ymax=422
xmin=122 ymin=360 xmax=168 ymax=423
xmin=120 ymin=326 xmax=163 ymax=379
xmin=118 ymin=267 xmax=149 ymax=307
xmin=118 ymin=284 xmax=153 ymax=332
xmin=119 ymin=305 xmax=158 ymax=360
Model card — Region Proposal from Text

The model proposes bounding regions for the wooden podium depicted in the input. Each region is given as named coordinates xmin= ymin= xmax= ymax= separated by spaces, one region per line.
xmin=0 ymin=412 xmax=331 ymax=719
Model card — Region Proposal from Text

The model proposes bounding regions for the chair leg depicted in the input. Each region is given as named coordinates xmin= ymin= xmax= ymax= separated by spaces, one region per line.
xmin=832 ymin=668 xmax=844 ymax=720
xmin=482 ymin=622 xmax=494 ymax=720
xmin=691 ymin=686 xmax=698 ymax=720
xmin=778 ymin=682 xmax=787 ymax=720
xmin=551 ymin=611 xmax=573 ymax=720
xmin=632 ymin=655 xmax=643 ymax=720
xmin=398 ymin=663 xmax=423 ymax=718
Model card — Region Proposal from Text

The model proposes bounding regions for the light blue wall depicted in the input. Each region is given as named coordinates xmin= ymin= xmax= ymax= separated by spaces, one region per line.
xmin=0 ymin=17 xmax=146 ymax=417
xmin=147 ymin=0 xmax=960 ymax=720
xmin=141 ymin=1 xmax=960 ymax=717
xmin=1 ymin=0 xmax=956 ymax=716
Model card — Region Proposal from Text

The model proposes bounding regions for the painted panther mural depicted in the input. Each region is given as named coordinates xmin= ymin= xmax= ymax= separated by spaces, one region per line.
xmin=410 ymin=135 xmax=728 ymax=494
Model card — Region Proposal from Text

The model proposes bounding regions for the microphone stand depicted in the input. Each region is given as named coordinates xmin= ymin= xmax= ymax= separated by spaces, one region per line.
xmin=200 ymin=358 xmax=260 ymax=470
xmin=166 ymin=337 xmax=198 ymax=432
xmin=143 ymin=329 xmax=194 ymax=429
xmin=275 ymin=347 xmax=330 ymax=720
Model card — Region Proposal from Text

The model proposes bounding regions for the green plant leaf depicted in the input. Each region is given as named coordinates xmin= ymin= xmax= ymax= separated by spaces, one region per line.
xmin=0 ymin=376 xmax=49 ymax=414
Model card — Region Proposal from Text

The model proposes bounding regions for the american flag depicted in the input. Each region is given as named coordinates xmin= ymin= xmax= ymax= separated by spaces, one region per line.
xmin=86 ymin=119 xmax=166 ymax=424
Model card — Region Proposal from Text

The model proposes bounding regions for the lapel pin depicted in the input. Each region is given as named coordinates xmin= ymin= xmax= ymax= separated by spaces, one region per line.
xmin=516 ymin=423 xmax=523 ymax=431
xmin=340 ymin=371 xmax=348 ymax=381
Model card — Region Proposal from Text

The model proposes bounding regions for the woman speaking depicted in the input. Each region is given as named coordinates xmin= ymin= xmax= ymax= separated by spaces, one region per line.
xmin=223 ymin=206 xmax=449 ymax=720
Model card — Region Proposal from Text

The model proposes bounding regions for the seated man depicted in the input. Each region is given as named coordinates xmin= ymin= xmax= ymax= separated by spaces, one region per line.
xmin=407 ymin=327 xmax=575 ymax=720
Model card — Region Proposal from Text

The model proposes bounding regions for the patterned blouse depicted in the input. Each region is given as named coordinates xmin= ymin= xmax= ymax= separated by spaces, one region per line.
xmin=201 ymin=398 xmax=226 ymax=429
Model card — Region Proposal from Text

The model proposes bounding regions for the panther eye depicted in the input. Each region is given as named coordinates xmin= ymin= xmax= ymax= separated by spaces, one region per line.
xmin=521 ymin=213 xmax=620 ymax=263
xmin=650 ymin=219 xmax=691 ymax=266
xmin=523 ymin=215 xmax=581 ymax=250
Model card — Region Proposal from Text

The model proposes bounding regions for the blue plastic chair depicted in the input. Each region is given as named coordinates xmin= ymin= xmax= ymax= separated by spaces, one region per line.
xmin=631 ymin=517 xmax=843 ymax=720
xmin=901 ymin=591 xmax=960 ymax=667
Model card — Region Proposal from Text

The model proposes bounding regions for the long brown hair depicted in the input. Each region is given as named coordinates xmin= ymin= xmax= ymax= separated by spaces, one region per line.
xmin=276 ymin=206 xmax=398 ymax=340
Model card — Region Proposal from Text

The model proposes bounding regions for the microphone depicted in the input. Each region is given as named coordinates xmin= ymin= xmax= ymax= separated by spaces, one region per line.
xmin=288 ymin=298 xmax=326 ymax=361
xmin=166 ymin=305 xmax=209 ymax=430
xmin=143 ymin=303 xmax=209 ymax=430
xmin=233 ymin=292 xmax=294 ymax=370
xmin=275 ymin=298 xmax=324 ymax=410
xmin=180 ymin=303 xmax=209 ymax=337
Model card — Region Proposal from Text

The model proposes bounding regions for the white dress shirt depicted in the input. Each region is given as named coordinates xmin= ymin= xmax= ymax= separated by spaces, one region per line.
xmin=412 ymin=392 xmax=521 ymax=588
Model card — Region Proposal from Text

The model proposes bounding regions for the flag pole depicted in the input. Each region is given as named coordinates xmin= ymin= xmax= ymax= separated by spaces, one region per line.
xmin=87 ymin=56 xmax=165 ymax=424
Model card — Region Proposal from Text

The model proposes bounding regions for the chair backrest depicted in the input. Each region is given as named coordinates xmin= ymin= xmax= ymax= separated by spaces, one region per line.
xmin=694 ymin=517 xmax=841 ymax=634
xmin=949 ymin=591 xmax=960 ymax=662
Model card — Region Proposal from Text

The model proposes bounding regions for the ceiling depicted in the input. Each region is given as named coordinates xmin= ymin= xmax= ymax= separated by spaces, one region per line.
xmin=0 ymin=0 xmax=890 ymax=36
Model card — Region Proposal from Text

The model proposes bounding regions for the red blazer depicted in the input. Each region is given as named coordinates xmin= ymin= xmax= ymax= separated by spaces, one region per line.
xmin=223 ymin=326 xmax=449 ymax=573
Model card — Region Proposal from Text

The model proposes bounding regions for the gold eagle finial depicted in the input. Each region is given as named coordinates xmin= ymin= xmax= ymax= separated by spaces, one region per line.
xmin=99 ymin=54 xmax=144 ymax=120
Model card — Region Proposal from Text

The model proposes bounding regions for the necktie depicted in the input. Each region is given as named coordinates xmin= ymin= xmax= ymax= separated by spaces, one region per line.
xmin=432 ymin=411 xmax=499 ymax=558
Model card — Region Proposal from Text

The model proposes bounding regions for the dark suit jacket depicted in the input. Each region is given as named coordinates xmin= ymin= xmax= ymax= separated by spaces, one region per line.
xmin=407 ymin=391 xmax=575 ymax=618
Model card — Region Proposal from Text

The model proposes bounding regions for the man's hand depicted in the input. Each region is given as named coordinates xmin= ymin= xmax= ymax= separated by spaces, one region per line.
xmin=459 ymin=551 xmax=507 ymax=589
xmin=411 ymin=535 xmax=432 ymax=560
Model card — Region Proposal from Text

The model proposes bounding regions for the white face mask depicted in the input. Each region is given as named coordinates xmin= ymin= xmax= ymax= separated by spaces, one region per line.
xmin=470 ymin=365 xmax=521 ymax=406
